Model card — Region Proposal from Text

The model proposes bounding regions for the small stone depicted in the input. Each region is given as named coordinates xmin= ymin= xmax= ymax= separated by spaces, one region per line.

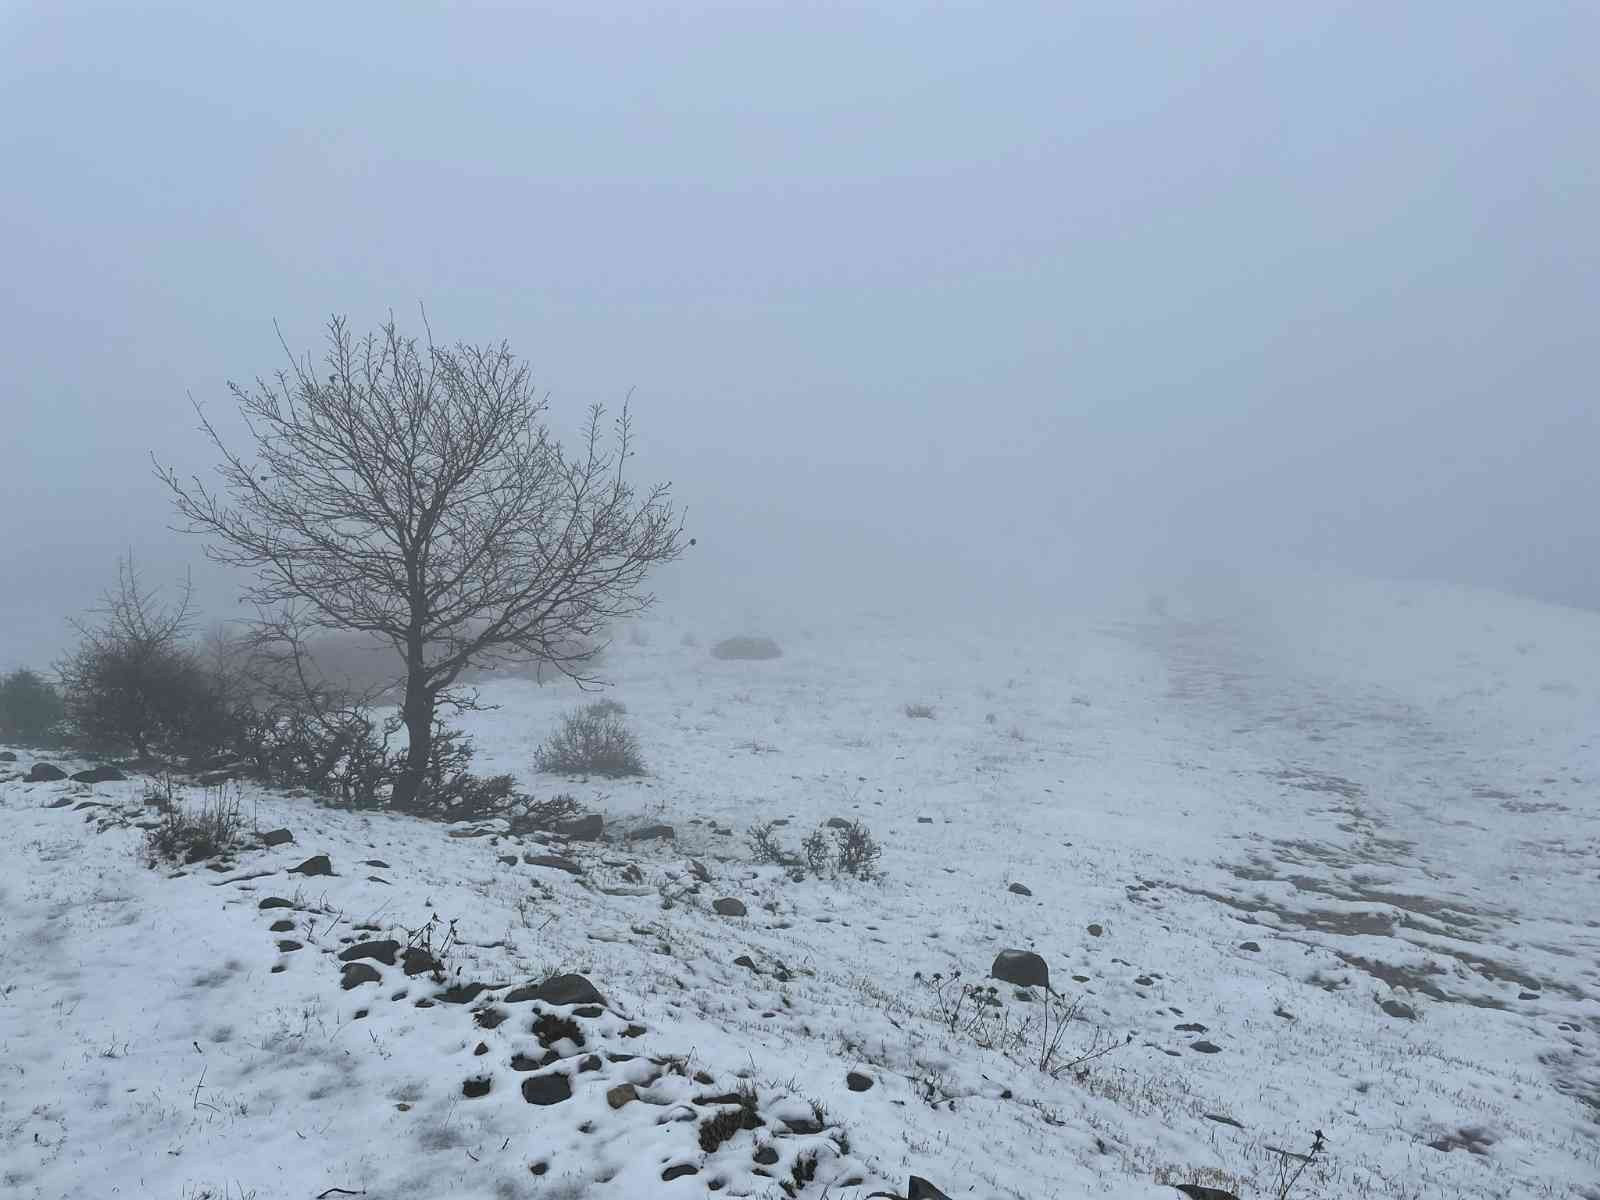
xmin=401 ymin=947 xmax=442 ymax=977
xmin=258 ymin=897 xmax=293 ymax=910
xmin=1175 ymin=1022 xmax=1208 ymax=1033
xmin=713 ymin=897 xmax=747 ymax=917
xmin=607 ymin=1084 xmax=637 ymax=1109
xmin=71 ymin=765 xmax=125 ymax=783
xmin=753 ymin=1146 xmax=779 ymax=1166
xmin=276 ymin=939 xmax=302 ymax=952
xmin=554 ymin=814 xmax=604 ymax=840
xmin=504 ymin=973 xmax=606 ymax=1007
xmin=1087 ymin=923 xmax=1104 ymax=937
xmin=1239 ymin=941 xmax=1261 ymax=952
xmin=917 ymin=816 xmax=933 ymax=823
xmin=462 ymin=1076 xmax=492 ymax=1098
xmin=733 ymin=955 xmax=758 ymax=971
xmin=269 ymin=919 xmax=294 ymax=933
xmin=846 ymin=1071 xmax=873 ymax=1092
xmin=288 ymin=854 xmax=333 ymax=876
xmin=1191 ymin=1040 xmax=1222 ymax=1053
xmin=474 ymin=1042 xmax=489 ymax=1056
xmin=522 ymin=1073 xmax=573 ymax=1105
xmin=1008 ymin=882 xmax=1032 ymax=896
xmin=0 ymin=751 xmax=15 ymax=761
xmin=341 ymin=962 xmax=382 ymax=989
xmin=260 ymin=829 xmax=294 ymax=847
xmin=523 ymin=853 xmax=583 ymax=874
xmin=25 ymin=763 xmax=67 ymax=782
xmin=338 ymin=940 xmax=400 ymax=966
xmin=629 ymin=823 xmax=675 ymax=841
xmin=498 ymin=854 xmax=517 ymax=865
xmin=688 ymin=859 xmax=710 ymax=882
xmin=1380 ymin=999 xmax=1416 ymax=1020
xmin=826 ymin=817 xmax=851 ymax=829
xmin=362 ymin=859 xmax=389 ymax=869
xmin=661 ymin=1163 xmax=698 ymax=1181
xmin=991 ymin=949 xmax=1049 ymax=991
xmin=1518 ymin=990 xmax=1539 ymax=1000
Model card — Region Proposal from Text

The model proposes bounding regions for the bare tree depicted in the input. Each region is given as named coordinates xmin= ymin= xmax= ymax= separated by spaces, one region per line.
xmin=156 ymin=315 xmax=687 ymax=808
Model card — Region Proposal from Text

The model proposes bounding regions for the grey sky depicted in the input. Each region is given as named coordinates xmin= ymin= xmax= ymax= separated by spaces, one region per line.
xmin=3 ymin=2 xmax=1596 ymax=664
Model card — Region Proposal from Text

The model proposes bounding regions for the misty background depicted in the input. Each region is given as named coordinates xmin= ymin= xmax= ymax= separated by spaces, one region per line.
xmin=3 ymin=2 xmax=1596 ymax=669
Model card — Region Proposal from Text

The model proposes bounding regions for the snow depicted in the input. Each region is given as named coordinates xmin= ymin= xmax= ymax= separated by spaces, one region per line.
xmin=2 ymin=570 xmax=1597 ymax=1199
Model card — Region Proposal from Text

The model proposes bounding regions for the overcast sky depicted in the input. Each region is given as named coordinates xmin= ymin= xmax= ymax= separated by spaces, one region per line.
xmin=2 ymin=1 xmax=1596 ymax=664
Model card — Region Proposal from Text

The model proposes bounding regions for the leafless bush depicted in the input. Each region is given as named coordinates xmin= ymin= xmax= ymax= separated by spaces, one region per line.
xmin=534 ymin=702 xmax=645 ymax=776
xmin=508 ymin=793 xmax=585 ymax=834
xmin=832 ymin=818 xmax=882 ymax=879
xmin=801 ymin=827 xmax=833 ymax=876
xmin=746 ymin=819 xmax=794 ymax=866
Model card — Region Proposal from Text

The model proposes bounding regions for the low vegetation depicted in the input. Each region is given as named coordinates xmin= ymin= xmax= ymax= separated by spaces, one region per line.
xmin=0 ymin=667 xmax=65 ymax=745
xmin=534 ymin=701 xmax=646 ymax=776
xmin=142 ymin=781 xmax=246 ymax=866
xmin=711 ymin=636 xmax=782 ymax=661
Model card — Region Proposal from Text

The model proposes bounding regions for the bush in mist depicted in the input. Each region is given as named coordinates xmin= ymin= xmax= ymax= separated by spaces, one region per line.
xmin=55 ymin=557 xmax=236 ymax=760
xmin=711 ymin=636 xmax=782 ymax=661
xmin=535 ymin=701 xmax=645 ymax=776
xmin=0 ymin=667 xmax=66 ymax=745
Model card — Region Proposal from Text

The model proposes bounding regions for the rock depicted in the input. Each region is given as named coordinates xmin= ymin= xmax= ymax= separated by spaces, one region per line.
xmin=846 ymin=1071 xmax=873 ymax=1092
xmin=258 ymin=897 xmax=293 ymax=910
xmin=276 ymin=939 xmax=302 ymax=952
xmin=498 ymin=854 xmax=517 ymax=865
xmin=26 ymin=763 xmax=67 ymax=782
xmin=554 ymin=814 xmax=604 ymax=840
xmin=1087 ymin=923 xmax=1104 ymax=937
xmin=621 ymin=864 xmax=644 ymax=883
xmin=1380 ymin=999 xmax=1417 ymax=1020
xmin=688 ymin=859 xmax=710 ymax=882
xmin=628 ymin=823 xmax=675 ymax=841
xmin=908 ymin=1178 xmax=954 ymax=1200
xmin=288 ymin=855 xmax=333 ymax=876
xmin=362 ymin=859 xmax=389 ymax=869
xmin=1190 ymin=1040 xmax=1222 ymax=1053
xmin=1174 ymin=1186 xmax=1242 ymax=1200
xmin=1008 ymin=882 xmax=1032 ymax=896
xmin=733 ymin=955 xmax=758 ymax=971
xmin=0 ymin=751 xmax=15 ymax=762
xmin=260 ymin=828 xmax=294 ymax=847
xmin=917 ymin=816 xmax=933 ymax=823
xmin=710 ymin=636 xmax=782 ymax=661
xmin=713 ymin=897 xmax=747 ymax=917
xmin=991 ymin=949 xmax=1049 ymax=991
xmin=1518 ymin=990 xmax=1539 ymax=1000
xmin=661 ymin=1163 xmax=699 ymax=1180
xmin=462 ymin=1076 xmax=492 ymax=1098
xmin=438 ymin=983 xmax=489 ymax=1004
xmin=402 ymin=947 xmax=443 ymax=977
xmin=1239 ymin=941 xmax=1261 ymax=952
xmin=1175 ymin=1022 xmax=1208 ymax=1033
xmin=71 ymin=765 xmax=125 ymax=783
xmin=269 ymin=919 xmax=294 ymax=933
xmin=524 ymin=853 xmax=583 ymax=874
xmin=45 ymin=796 xmax=72 ymax=808
xmin=607 ymin=1083 xmax=637 ymax=1109
xmin=338 ymin=940 xmax=400 ymax=966
xmin=341 ymin=962 xmax=382 ymax=989
xmin=521 ymin=1073 xmax=573 ymax=1105
xmin=753 ymin=1146 xmax=779 ymax=1166
xmin=826 ymin=817 xmax=851 ymax=829
xmin=504 ymin=973 xmax=606 ymax=1007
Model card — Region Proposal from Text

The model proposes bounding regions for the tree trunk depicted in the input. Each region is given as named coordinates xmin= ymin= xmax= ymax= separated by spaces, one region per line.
xmin=392 ymin=654 xmax=433 ymax=811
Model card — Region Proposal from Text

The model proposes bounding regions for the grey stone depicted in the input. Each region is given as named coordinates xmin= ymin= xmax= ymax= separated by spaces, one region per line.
xmin=991 ymin=949 xmax=1049 ymax=991
xmin=26 ymin=763 xmax=67 ymax=782
xmin=524 ymin=853 xmax=582 ymax=874
xmin=713 ymin=897 xmax=747 ymax=917
xmin=288 ymin=854 xmax=333 ymax=876
xmin=1008 ymin=882 xmax=1032 ymax=896
xmin=260 ymin=828 xmax=294 ymax=847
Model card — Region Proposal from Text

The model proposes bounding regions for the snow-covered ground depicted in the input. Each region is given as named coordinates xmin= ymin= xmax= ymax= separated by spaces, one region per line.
xmin=2 ymin=572 xmax=1597 ymax=1199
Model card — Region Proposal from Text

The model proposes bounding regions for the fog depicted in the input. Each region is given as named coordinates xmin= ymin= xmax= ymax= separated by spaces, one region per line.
xmin=3 ymin=2 xmax=1596 ymax=666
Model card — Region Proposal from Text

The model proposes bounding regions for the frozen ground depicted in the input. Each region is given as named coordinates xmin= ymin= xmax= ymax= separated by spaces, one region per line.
xmin=2 ymin=572 xmax=1597 ymax=1199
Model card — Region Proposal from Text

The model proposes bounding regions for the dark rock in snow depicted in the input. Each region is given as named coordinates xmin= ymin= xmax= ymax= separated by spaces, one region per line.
xmin=461 ymin=1076 xmax=492 ymax=1098
xmin=991 ymin=949 xmax=1050 ymax=991
xmin=260 ymin=828 xmax=294 ymax=847
xmin=288 ymin=854 xmax=333 ymax=876
xmin=402 ymin=947 xmax=443 ymax=977
xmin=26 ymin=763 xmax=67 ymax=782
xmin=713 ymin=897 xmax=747 ymax=917
xmin=621 ymin=863 xmax=644 ymax=883
xmin=1175 ymin=1022 xmax=1208 ymax=1033
xmin=1239 ymin=941 xmax=1262 ymax=952
xmin=753 ymin=1146 xmax=779 ymax=1165
xmin=1174 ymin=1186 xmax=1242 ymax=1200
xmin=522 ymin=1073 xmax=573 ymax=1105
xmin=688 ymin=859 xmax=710 ymax=882
xmin=733 ymin=955 xmax=758 ymax=971
xmin=276 ymin=939 xmax=302 ymax=952
xmin=628 ymin=823 xmax=675 ymax=842
xmin=269 ymin=919 xmax=294 ymax=933
xmin=1008 ymin=882 xmax=1032 ymax=896
xmin=554 ymin=814 xmax=604 ymax=840
xmin=71 ymin=765 xmax=125 ymax=783
xmin=341 ymin=962 xmax=382 ymax=989
xmin=1087 ymin=923 xmax=1104 ymax=937
xmin=908 ymin=1177 xmax=954 ymax=1200
xmin=438 ymin=983 xmax=489 ymax=1004
xmin=661 ymin=1163 xmax=699 ymax=1180
xmin=917 ymin=816 xmax=933 ymax=823
xmin=1190 ymin=1040 xmax=1222 ymax=1054
xmin=0 ymin=751 xmax=15 ymax=762
xmin=258 ymin=897 xmax=293 ymax=910
xmin=524 ymin=853 xmax=583 ymax=874
xmin=338 ymin=940 xmax=400 ymax=966
xmin=505 ymin=973 xmax=606 ymax=1007
xmin=846 ymin=1071 xmax=873 ymax=1092
xmin=826 ymin=817 xmax=851 ymax=829
xmin=1380 ymin=999 xmax=1417 ymax=1020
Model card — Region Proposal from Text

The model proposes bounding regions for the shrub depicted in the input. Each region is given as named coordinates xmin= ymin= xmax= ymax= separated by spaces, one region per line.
xmin=534 ymin=702 xmax=645 ymax=776
xmin=831 ymin=818 xmax=882 ymax=879
xmin=747 ymin=819 xmax=796 ymax=867
xmin=903 ymin=702 xmax=936 ymax=719
xmin=711 ymin=636 xmax=782 ymax=661
xmin=56 ymin=557 xmax=235 ymax=761
xmin=143 ymin=783 xmax=245 ymax=866
xmin=0 ymin=668 xmax=66 ymax=745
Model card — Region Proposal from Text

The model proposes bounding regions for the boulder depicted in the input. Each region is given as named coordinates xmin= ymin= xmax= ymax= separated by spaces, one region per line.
xmin=627 ymin=823 xmax=675 ymax=841
xmin=0 ymin=751 xmax=16 ymax=762
xmin=340 ymin=962 xmax=382 ymax=989
xmin=288 ymin=854 xmax=333 ymax=876
xmin=70 ymin=765 xmax=125 ymax=784
xmin=26 ymin=763 xmax=67 ymax=782
xmin=260 ymin=828 xmax=294 ymax=847
xmin=991 ymin=949 xmax=1049 ymax=992
xmin=504 ymin=973 xmax=606 ymax=1007
xmin=338 ymin=940 xmax=400 ymax=966
xmin=713 ymin=897 xmax=747 ymax=917
xmin=523 ymin=853 xmax=582 ymax=874
xmin=1008 ymin=882 xmax=1032 ymax=896
xmin=553 ymin=813 xmax=604 ymax=840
